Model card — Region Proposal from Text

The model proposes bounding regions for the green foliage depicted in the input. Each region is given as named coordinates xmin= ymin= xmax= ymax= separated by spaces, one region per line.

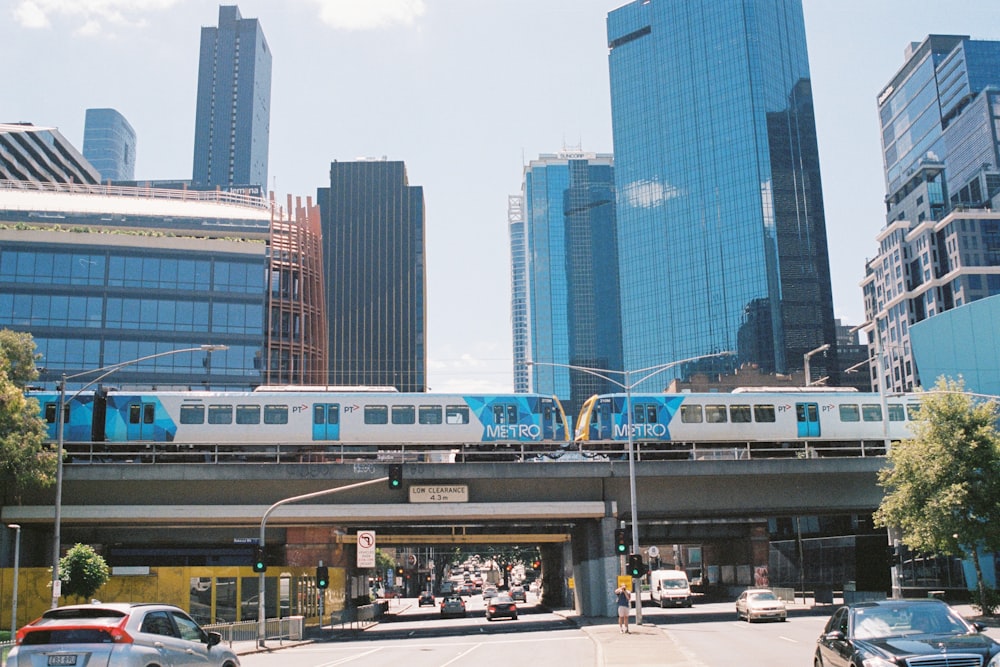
xmin=973 ymin=587 xmax=1000 ymax=616
xmin=375 ymin=548 xmax=395 ymax=572
xmin=59 ymin=543 xmax=111 ymax=601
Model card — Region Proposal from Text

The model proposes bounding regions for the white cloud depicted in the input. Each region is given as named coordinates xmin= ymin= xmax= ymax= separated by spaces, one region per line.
xmin=12 ymin=1 xmax=49 ymax=28
xmin=621 ymin=177 xmax=682 ymax=209
xmin=11 ymin=0 xmax=178 ymax=33
xmin=304 ymin=0 xmax=427 ymax=30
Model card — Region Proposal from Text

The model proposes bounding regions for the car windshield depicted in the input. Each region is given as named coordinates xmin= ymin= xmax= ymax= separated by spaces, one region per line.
xmin=750 ymin=591 xmax=777 ymax=601
xmin=853 ymin=604 xmax=971 ymax=640
xmin=662 ymin=579 xmax=687 ymax=588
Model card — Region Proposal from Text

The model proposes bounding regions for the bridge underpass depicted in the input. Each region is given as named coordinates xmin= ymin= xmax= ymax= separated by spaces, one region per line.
xmin=1 ymin=456 xmax=889 ymax=617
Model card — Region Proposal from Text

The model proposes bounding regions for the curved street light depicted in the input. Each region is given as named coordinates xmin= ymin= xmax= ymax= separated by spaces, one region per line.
xmin=803 ymin=343 xmax=830 ymax=387
xmin=527 ymin=350 xmax=734 ymax=624
xmin=50 ymin=344 xmax=228 ymax=608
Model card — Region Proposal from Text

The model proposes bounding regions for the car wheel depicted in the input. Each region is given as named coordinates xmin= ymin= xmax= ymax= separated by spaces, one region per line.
xmin=513 ymin=614 xmax=518 ymax=620
xmin=487 ymin=616 xmax=494 ymax=621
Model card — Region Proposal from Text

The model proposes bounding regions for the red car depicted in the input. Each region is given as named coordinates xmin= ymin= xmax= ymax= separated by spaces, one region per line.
xmin=486 ymin=594 xmax=518 ymax=621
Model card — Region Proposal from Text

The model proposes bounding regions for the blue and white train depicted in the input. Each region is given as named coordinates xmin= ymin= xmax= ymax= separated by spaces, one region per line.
xmin=30 ymin=386 xmax=570 ymax=456
xmin=574 ymin=388 xmax=921 ymax=457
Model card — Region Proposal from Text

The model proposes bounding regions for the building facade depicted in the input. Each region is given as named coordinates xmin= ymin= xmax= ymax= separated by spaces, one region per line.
xmin=606 ymin=0 xmax=837 ymax=389
xmin=82 ymin=108 xmax=136 ymax=182
xmin=318 ymin=159 xmax=426 ymax=392
xmin=508 ymin=194 xmax=530 ymax=394
xmin=1 ymin=123 xmax=100 ymax=185
xmin=517 ymin=151 xmax=622 ymax=418
xmin=192 ymin=5 xmax=271 ymax=191
xmin=862 ymin=35 xmax=1000 ymax=393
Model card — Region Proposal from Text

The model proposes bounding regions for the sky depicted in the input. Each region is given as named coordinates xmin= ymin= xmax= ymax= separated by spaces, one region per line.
xmin=5 ymin=0 xmax=1000 ymax=394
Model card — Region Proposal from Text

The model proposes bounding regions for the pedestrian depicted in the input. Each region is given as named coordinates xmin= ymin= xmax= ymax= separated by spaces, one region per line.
xmin=615 ymin=583 xmax=631 ymax=633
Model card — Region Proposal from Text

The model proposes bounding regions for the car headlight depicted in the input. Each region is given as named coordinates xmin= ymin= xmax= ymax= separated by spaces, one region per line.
xmin=861 ymin=658 xmax=897 ymax=667
xmin=987 ymin=653 xmax=1000 ymax=667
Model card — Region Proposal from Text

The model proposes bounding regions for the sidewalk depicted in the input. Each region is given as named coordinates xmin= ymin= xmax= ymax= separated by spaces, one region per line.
xmin=555 ymin=612 xmax=693 ymax=667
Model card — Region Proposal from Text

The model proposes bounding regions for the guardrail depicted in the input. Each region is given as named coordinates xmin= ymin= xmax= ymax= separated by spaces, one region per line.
xmin=203 ymin=615 xmax=304 ymax=646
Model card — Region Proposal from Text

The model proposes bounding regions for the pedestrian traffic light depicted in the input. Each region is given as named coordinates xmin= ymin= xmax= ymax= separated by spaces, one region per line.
xmin=614 ymin=528 xmax=628 ymax=554
xmin=388 ymin=464 xmax=403 ymax=490
xmin=627 ymin=554 xmax=647 ymax=578
xmin=252 ymin=547 xmax=266 ymax=573
xmin=316 ymin=565 xmax=329 ymax=589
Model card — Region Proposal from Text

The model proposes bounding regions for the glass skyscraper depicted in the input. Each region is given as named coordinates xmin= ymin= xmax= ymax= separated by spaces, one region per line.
xmin=518 ymin=151 xmax=622 ymax=418
xmin=82 ymin=108 xmax=136 ymax=182
xmin=318 ymin=160 xmax=426 ymax=392
xmin=607 ymin=0 xmax=836 ymax=388
xmin=192 ymin=5 xmax=271 ymax=191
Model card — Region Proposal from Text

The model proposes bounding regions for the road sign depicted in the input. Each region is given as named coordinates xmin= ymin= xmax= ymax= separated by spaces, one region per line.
xmin=357 ymin=530 xmax=376 ymax=568
xmin=647 ymin=546 xmax=660 ymax=558
xmin=408 ymin=484 xmax=468 ymax=503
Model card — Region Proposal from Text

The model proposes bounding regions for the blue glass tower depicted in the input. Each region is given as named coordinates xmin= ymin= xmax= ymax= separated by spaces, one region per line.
xmin=607 ymin=0 xmax=836 ymax=387
xmin=192 ymin=5 xmax=271 ymax=191
xmin=520 ymin=151 xmax=622 ymax=417
xmin=82 ymin=108 xmax=136 ymax=182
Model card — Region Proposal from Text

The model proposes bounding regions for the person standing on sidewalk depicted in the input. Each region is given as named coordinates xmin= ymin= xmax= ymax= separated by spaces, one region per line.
xmin=615 ymin=584 xmax=631 ymax=633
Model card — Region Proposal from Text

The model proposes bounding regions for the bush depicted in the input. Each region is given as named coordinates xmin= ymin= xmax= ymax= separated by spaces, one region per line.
xmin=973 ymin=587 xmax=1000 ymax=616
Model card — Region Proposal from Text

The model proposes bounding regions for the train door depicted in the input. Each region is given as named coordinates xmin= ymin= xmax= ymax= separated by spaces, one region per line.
xmin=126 ymin=401 xmax=157 ymax=440
xmin=312 ymin=403 xmax=340 ymax=441
xmin=492 ymin=402 xmax=519 ymax=437
xmin=592 ymin=398 xmax=613 ymax=440
xmin=796 ymin=402 xmax=820 ymax=438
xmin=539 ymin=398 xmax=564 ymax=441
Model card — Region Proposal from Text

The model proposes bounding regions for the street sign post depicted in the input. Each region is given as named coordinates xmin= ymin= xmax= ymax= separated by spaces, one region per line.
xmin=357 ymin=530 xmax=376 ymax=568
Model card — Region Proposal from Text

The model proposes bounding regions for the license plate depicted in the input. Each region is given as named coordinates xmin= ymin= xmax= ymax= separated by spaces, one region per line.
xmin=48 ymin=655 xmax=78 ymax=666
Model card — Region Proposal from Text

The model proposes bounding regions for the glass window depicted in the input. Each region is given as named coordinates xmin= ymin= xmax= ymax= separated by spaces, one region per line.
xmin=180 ymin=405 xmax=205 ymax=424
xmin=419 ymin=406 xmax=442 ymax=424
xmin=208 ymin=404 xmax=233 ymax=424
xmin=906 ymin=404 xmax=921 ymax=420
xmin=705 ymin=405 xmax=727 ymax=423
xmin=236 ymin=405 xmax=260 ymax=425
xmin=730 ymin=405 xmax=752 ymax=423
xmin=839 ymin=404 xmax=860 ymax=422
xmin=887 ymin=404 xmax=906 ymax=422
xmin=446 ymin=405 xmax=470 ymax=424
xmin=392 ymin=405 xmax=415 ymax=424
xmin=862 ymin=404 xmax=883 ymax=422
xmin=364 ymin=405 xmax=388 ymax=425
xmin=754 ymin=405 xmax=776 ymax=422
xmin=680 ymin=404 xmax=703 ymax=423
xmin=264 ymin=405 xmax=288 ymax=424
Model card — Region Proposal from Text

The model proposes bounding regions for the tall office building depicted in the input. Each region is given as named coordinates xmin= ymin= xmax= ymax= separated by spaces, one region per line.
xmin=515 ymin=151 xmax=622 ymax=418
xmin=861 ymin=35 xmax=1000 ymax=393
xmin=318 ymin=160 xmax=426 ymax=392
xmin=82 ymin=108 xmax=136 ymax=182
xmin=508 ymin=194 xmax=530 ymax=394
xmin=606 ymin=0 xmax=837 ymax=388
xmin=192 ymin=5 xmax=271 ymax=191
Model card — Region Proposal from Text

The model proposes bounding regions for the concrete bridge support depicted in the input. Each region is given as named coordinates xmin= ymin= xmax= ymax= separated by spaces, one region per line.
xmin=570 ymin=517 xmax=620 ymax=617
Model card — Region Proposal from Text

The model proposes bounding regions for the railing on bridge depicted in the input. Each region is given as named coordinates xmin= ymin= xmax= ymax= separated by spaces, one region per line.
xmin=57 ymin=438 xmax=888 ymax=465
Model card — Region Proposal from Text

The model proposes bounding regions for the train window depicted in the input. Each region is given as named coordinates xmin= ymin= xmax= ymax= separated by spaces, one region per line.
xmin=208 ymin=404 xmax=233 ymax=424
xmin=730 ymin=405 xmax=752 ymax=423
xmin=392 ymin=405 xmax=415 ymax=424
xmin=313 ymin=404 xmax=339 ymax=425
xmin=129 ymin=404 xmax=141 ymax=424
xmin=364 ymin=405 xmax=388 ymax=425
xmin=839 ymin=404 xmax=860 ymax=422
xmin=862 ymin=404 xmax=883 ymax=422
xmin=264 ymin=405 xmax=288 ymax=424
xmin=419 ymin=406 xmax=442 ymax=424
xmin=507 ymin=405 xmax=518 ymax=423
xmin=680 ymin=404 xmax=703 ymax=423
xmin=887 ymin=404 xmax=905 ymax=421
xmin=180 ymin=405 xmax=205 ymax=424
xmin=705 ymin=405 xmax=727 ymax=423
xmin=494 ymin=405 xmax=508 ymax=424
xmin=753 ymin=405 xmax=776 ymax=422
xmin=906 ymin=404 xmax=921 ymax=420
xmin=236 ymin=405 xmax=261 ymax=425
xmin=446 ymin=405 xmax=470 ymax=424
xmin=143 ymin=404 xmax=155 ymax=424
xmin=44 ymin=402 xmax=70 ymax=425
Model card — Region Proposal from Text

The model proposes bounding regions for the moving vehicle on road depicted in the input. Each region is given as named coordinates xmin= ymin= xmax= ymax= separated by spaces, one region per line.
xmin=735 ymin=588 xmax=786 ymax=622
xmin=439 ymin=596 xmax=466 ymax=618
xmin=510 ymin=585 xmax=526 ymax=602
xmin=7 ymin=602 xmax=240 ymax=667
xmin=486 ymin=594 xmax=518 ymax=621
xmin=814 ymin=599 xmax=1000 ymax=667
xmin=418 ymin=591 xmax=435 ymax=606
xmin=649 ymin=569 xmax=693 ymax=608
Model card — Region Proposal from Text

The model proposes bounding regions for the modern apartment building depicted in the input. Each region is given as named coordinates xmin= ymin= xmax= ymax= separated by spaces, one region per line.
xmin=192 ymin=5 xmax=271 ymax=191
xmin=516 ymin=151 xmax=622 ymax=418
xmin=606 ymin=0 xmax=837 ymax=389
xmin=318 ymin=159 xmax=426 ymax=392
xmin=82 ymin=108 xmax=136 ymax=182
xmin=861 ymin=35 xmax=1000 ymax=393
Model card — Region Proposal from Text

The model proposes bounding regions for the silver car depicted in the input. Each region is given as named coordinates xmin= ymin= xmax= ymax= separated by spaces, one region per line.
xmin=735 ymin=588 xmax=787 ymax=622
xmin=7 ymin=602 xmax=240 ymax=667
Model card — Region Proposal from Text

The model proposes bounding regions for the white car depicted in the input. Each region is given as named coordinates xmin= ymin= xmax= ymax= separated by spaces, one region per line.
xmin=736 ymin=588 xmax=787 ymax=622
xmin=7 ymin=602 xmax=240 ymax=667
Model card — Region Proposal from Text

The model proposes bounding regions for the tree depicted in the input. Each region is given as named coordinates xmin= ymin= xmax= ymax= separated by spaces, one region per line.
xmin=874 ymin=377 xmax=1000 ymax=612
xmin=0 ymin=329 xmax=55 ymax=505
xmin=59 ymin=543 xmax=111 ymax=601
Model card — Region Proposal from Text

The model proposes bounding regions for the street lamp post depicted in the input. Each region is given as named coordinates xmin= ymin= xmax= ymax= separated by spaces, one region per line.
xmin=50 ymin=344 xmax=228 ymax=609
xmin=8 ymin=523 xmax=20 ymax=635
xmin=803 ymin=344 xmax=831 ymax=387
xmin=528 ymin=350 xmax=734 ymax=624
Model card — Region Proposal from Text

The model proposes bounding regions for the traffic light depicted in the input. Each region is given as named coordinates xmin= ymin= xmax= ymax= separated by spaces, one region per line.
xmin=627 ymin=554 xmax=647 ymax=578
xmin=614 ymin=528 xmax=628 ymax=555
xmin=252 ymin=547 xmax=266 ymax=573
xmin=388 ymin=464 xmax=403 ymax=490
xmin=532 ymin=559 xmax=541 ymax=570
xmin=316 ymin=565 xmax=329 ymax=589
xmin=887 ymin=545 xmax=902 ymax=566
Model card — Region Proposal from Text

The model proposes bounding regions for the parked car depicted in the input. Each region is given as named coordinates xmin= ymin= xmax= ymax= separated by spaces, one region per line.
xmin=509 ymin=585 xmax=526 ymax=602
xmin=486 ymin=594 xmax=518 ymax=621
xmin=815 ymin=599 xmax=1000 ymax=667
xmin=735 ymin=588 xmax=787 ymax=622
xmin=7 ymin=602 xmax=240 ymax=667
xmin=418 ymin=591 xmax=435 ymax=606
xmin=440 ymin=595 xmax=466 ymax=618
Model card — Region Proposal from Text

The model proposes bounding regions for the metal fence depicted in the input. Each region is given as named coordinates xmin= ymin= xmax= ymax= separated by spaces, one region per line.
xmin=203 ymin=615 xmax=304 ymax=646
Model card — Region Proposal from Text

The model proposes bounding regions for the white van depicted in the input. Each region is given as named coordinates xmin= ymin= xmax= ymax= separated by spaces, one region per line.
xmin=649 ymin=569 xmax=693 ymax=608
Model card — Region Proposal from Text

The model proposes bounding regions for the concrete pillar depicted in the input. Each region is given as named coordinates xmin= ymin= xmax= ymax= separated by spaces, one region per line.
xmin=570 ymin=517 xmax=620 ymax=617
